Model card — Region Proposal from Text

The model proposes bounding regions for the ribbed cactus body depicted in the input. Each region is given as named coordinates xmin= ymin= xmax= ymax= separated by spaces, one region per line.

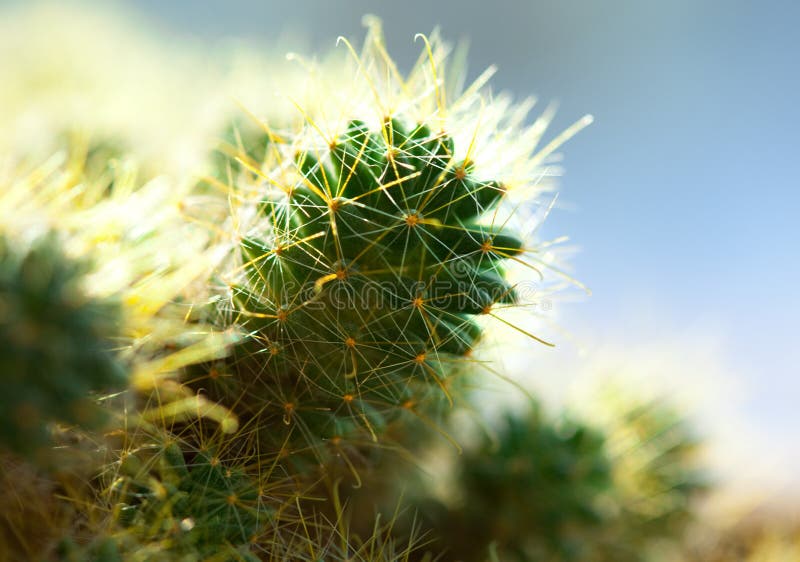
xmin=209 ymin=118 xmax=525 ymax=470
xmin=0 ymin=234 xmax=126 ymax=458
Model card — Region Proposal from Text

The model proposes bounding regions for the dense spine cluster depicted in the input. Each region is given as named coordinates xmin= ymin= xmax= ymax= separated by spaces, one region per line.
xmin=203 ymin=116 xmax=528 ymax=477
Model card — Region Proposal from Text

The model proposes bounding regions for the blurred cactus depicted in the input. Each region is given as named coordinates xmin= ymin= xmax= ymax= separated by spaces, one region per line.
xmin=598 ymin=390 xmax=709 ymax=556
xmin=410 ymin=395 xmax=706 ymax=562
xmin=0 ymin=451 xmax=94 ymax=562
xmin=0 ymin=146 xmax=240 ymax=560
xmin=456 ymin=407 xmax=613 ymax=561
xmin=0 ymin=233 xmax=126 ymax=459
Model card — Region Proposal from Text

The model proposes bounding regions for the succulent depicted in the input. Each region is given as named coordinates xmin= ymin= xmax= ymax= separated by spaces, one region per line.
xmin=104 ymin=440 xmax=269 ymax=561
xmin=52 ymin=426 xmax=431 ymax=562
xmin=0 ymin=233 xmax=126 ymax=459
xmin=411 ymin=394 xmax=707 ymax=562
xmin=214 ymin=120 xmax=520 ymax=469
xmin=415 ymin=404 xmax=613 ymax=562
xmin=0 ymin=146 xmax=240 ymax=560
xmin=194 ymin=20 xmax=579 ymax=489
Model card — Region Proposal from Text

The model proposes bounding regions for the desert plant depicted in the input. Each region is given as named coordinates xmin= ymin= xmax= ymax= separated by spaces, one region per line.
xmin=0 ymin=233 xmax=126 ymax=459
xmin=0 ymin=150 xmax=241 ymax=561
xmin=193 ymin=19 xmax=587 ymax=492
xmin=410 ymin=394 xmax=706 ymax=562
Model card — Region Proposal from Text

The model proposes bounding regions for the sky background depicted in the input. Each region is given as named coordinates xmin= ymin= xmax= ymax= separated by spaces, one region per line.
xmin=8 ymin=0 xmax=799 ymax=488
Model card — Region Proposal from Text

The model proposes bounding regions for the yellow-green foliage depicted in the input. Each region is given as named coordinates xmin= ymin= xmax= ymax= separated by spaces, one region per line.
xmin=0 ymin=147 xmax=241 ymax=560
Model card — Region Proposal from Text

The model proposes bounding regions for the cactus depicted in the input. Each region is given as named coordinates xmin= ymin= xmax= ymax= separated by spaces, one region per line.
xmin=93 ymin=433 xmax=275 ymax=562
xmin=457 ymin=407 xmax=613 ymax=562
xmin=409 ymin=395 xmax=707 ymax=562
xmin=0 ymin=233 xmax=126 ymax=459
xmin=591 ymin=388 xmax=709 ymax=556
xmin=208 ymin=119 xmax=521 ymax=472
xmin=53 ymin=425 xmax=429 ymax=562
xmin=193 ymin=20 xmax=585 ymax=490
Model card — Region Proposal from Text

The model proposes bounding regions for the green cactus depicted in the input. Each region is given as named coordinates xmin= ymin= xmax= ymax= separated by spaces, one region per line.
xmin=52 ymin=428 xmax=430 ymax=562
xmin=184 ymin=21 xmax=583 ymax=556
xmin=105 ymin=442 xmax=268 ymax=561
xmin=406 ymin=404 xmax=612 ymax=562
xmin=199 ymin=115 xmax=525 ymax=481
xmin=42 ymin=420 xmax=287 ymax=562
xmin=409 ymin=395 xmax=707 ymax=562
xmin=0 ymin=233 xmax=127 ymax=460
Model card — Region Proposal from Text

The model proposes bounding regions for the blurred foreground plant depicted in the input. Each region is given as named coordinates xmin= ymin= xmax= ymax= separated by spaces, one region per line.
xmin=0 ymin=233 xmax=125 ymax=460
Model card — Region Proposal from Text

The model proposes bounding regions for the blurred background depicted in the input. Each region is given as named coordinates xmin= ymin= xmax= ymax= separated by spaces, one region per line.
xmin=2 ymin=0 xmax=797 ymax=496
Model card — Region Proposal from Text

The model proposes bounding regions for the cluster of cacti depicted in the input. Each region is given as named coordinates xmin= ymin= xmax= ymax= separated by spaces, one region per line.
xmin=0 ymin=11 xmax=712 ymax=562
